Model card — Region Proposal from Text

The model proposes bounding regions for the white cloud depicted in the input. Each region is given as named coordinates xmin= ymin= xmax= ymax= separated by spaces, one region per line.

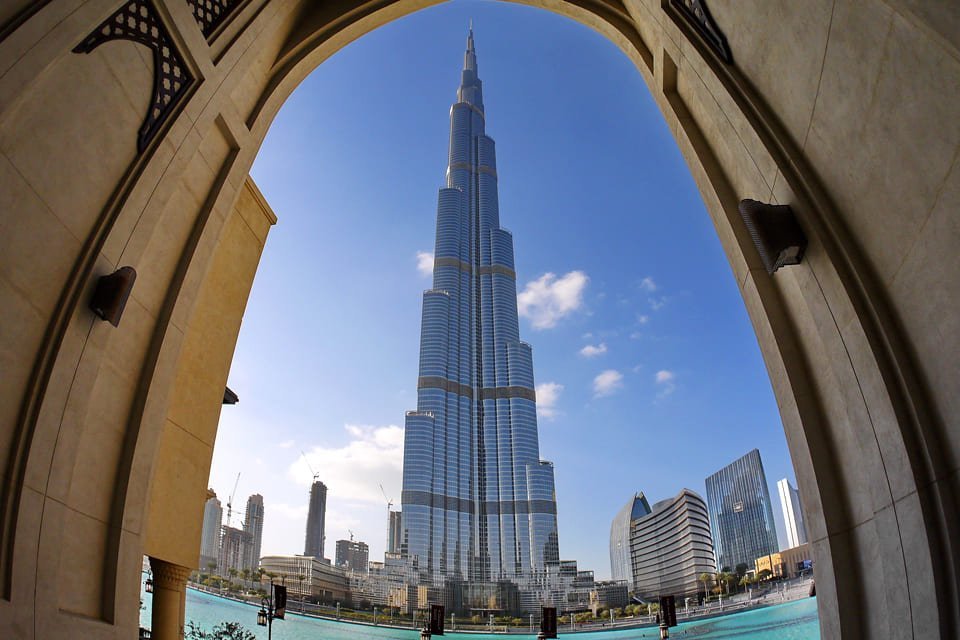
xmin=416 ymin=251 xmax=434 ymax=277
xmin=536 ymin=382 xmax=564 ymax=419
xmin=277 ymin=439 xmax=294 ymax=449
xmin=655 ymin=370 xmax=675 ymax=383
xmin=639 ymin=276 xmax=657 ymax=292
xmin=593 ymin=369 xmax=624 ymax=398
xmin=655 ymin=370 xmax=676 ymax=397
xmin=292 ymin=424 xmax=404 ymax=504
xmin=579 ymin=343 xmax=608 ymax=358
xmin=632 ymin=364 xmax=644 ymax=373
xmin=636 ymin=314 xmax=649 ymax=325
xmin=517 ymin=271 xmax=589 ymax=329
xmin=649 ymin=297 xmax=667 ymax=311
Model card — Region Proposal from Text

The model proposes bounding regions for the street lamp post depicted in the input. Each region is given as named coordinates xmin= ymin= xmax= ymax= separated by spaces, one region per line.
xmin=256 ymin=580 xmax=281 ymax=640
xmin=336 ymin=602 xmax=340 ymax=621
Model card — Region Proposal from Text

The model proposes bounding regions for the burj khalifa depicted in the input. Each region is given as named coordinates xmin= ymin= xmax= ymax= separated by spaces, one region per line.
xmin=400 ymin=29 xmax=560 ymax=588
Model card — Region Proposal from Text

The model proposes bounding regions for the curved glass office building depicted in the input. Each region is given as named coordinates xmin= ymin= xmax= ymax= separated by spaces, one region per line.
xmin=400 ymin=30 xmax=560 ymax=586
xmin=610 ymin=492 xmax=651 ymax=589
xmin=629 ymin=489 xmax=716 ymax=599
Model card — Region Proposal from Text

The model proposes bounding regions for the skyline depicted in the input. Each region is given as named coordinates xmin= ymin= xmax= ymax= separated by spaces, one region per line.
xmin=208 ymin=1 xmax=799 ymax=579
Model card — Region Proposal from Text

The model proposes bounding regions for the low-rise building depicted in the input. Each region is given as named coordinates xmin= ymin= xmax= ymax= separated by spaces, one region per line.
xmin=755 ymin=542 xmax=812 ymax=579
xmin=259 ymin=555 xmax=349 ymax=603
xmin=590 ymin=580 xmax=629 ymax=614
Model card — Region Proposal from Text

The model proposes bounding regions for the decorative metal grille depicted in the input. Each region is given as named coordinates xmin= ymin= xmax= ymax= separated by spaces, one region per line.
xmin=186 ymin=0 xmax=240 ymax=39
xmin=73 ymin=1 xmax=195 ymax=153
xmin=670 ymin=0 xmax=732 ymax=64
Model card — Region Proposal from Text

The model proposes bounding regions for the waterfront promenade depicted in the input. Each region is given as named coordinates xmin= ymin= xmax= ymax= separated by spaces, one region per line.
xmin=139 ymin=587 xmax=819 ymax=639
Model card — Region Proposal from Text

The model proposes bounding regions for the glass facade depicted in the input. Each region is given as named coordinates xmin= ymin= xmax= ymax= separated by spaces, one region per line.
xmin=704 ymin=449 xmax=778 ymax=571
xmin=609 ymin=492 xmax=651 ymax=588
xmin=400 ymin=30 xmax=560 ymax=587
xmin=629 ymin=489 xmax=715 ymax=599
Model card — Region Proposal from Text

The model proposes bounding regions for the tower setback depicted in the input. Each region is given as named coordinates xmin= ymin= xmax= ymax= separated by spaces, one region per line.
xmin=400 ymin=29 xmax=560 ymax=587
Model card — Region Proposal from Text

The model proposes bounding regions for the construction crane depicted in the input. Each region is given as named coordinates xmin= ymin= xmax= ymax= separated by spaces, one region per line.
xmin=348 ymin=529 xmax=354 ymax=542
xmin=379 ymin=483 xmax=393 ymax=511
xmin=301 ymin=450 xmax=319 ymax=482
xmin=225 ymin=472 xmax=241 ymax=528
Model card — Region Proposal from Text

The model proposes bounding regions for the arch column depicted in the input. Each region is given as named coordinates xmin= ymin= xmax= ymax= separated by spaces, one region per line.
xmin=149 ymin=558 xmax=190 ymax=640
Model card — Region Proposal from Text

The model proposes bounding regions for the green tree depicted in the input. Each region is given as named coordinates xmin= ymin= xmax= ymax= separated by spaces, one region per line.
xmin=185 ymin=621 xmax=256 ymax=640
xmin=735 ymin=563 xmax=749 ymax=579
xmin=698 ymin=572 xmax=714 ymax=597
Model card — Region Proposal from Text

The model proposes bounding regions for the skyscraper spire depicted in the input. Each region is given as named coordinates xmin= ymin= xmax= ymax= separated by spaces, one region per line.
xmin=459 ymin=26 xmax=481 ymax=108
xmin=400 ymin=30 xmax=560 ymax=600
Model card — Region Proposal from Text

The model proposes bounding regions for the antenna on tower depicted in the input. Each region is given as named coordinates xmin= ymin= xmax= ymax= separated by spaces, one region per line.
xmin=301 ymin=450 xmax=319 ymax=482
xmin=225 ymin=472 xmax=241 ymax=528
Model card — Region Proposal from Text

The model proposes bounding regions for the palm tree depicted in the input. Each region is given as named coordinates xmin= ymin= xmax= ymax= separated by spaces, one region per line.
xmin=698 ymin=572 xmax=713 ymax=599
xmin=228 ymin=567 xmax=238 ymax=592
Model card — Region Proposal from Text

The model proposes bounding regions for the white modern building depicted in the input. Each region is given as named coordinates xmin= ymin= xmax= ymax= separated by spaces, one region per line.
xmin=777 ymin=478 xmax=808 ymax=549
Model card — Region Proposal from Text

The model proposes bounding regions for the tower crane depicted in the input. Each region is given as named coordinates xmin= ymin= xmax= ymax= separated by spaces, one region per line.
xmin=225 ymin=472 xmax=241 ymax=528
xmin=301 ymin=450 xmax=319 ymax=482
xmin=379 ymin=483 xmax=393 ymax=511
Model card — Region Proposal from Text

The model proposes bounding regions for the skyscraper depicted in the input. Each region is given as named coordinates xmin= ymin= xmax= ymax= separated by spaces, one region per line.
xmin=609 ymin=492 xmax=651 ymax=589
xmin=777 ymin=478 xmax=808 ymax=549
xmin=199 ymin=489 xmax=222 ymax=571
xmin=388 ymin=510 xmax=402 ymax=554
xmin=400 ymin=29 xmax=560 ymax=587
xmin=243 ymin=494 xmax=264 ymax=571
xmin=704 ymin=449 xmax=778 ymax=571
xmin=305 ymin=480 xmax=327 ymax=559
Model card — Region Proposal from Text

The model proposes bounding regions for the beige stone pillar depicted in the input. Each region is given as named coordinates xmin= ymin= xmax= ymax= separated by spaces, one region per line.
xmin=149 ymin=558 xmax=191 ymax=640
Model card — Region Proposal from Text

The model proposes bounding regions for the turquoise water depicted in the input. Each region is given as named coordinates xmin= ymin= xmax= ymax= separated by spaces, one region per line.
xmin=140 ymin=588 xmax=820 ymax=639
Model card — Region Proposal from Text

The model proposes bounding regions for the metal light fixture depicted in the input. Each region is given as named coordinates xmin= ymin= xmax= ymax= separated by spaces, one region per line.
xmin=738 ymin=199 xmax=807 ymax=274
xmin=89 ymin=266 xmax=137 ymax=326
xmin=144 ymin=569 xmax=154 ymax=594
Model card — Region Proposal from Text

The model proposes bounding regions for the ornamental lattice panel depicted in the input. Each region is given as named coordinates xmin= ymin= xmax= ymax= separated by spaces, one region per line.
xmin=73 ymin=0 xmax=195 ymax=152
xmin=186 ymin=0 xmax=242 ymax=39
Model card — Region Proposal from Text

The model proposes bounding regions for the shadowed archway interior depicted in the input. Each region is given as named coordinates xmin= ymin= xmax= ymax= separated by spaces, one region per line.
xmin=0 ymin=1 xmax=957 ymax=639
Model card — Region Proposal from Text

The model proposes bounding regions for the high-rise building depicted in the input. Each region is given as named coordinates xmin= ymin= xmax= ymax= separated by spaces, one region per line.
xmin=704 ymin=449 xmax=778 ymax=571
xmin=609 ymin=492 xmax=651 ymax=589
xmin=335 ymin=539 xmax=370 ymax=572
xmin=387 ymin=510 xmax=402 ymax=554
xmin=219 ymin=526 xmax=250 ymax=575
xmin=304 ymin=480 xmax=327 ymax=559
xmin=777 ymin=478 xmax=808 ymax=549
xmin=243 ymin=494 xmax=264 ymax=571
xmin=399 ymin=29 xmax=560 ymax=588
xmin=199 ymin=489 xmax=222 ymax=571
xmin=629 ymin=489 xmax=715 ymax=599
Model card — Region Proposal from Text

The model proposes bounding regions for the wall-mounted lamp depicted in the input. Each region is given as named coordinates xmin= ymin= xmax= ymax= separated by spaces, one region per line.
xmin=89 ymin=266 xmax=137 ymax=326
xmin=223 ymin=387 xmax=239 ymax=405
xmin=738 ymin=199 xmax=807 ymax=274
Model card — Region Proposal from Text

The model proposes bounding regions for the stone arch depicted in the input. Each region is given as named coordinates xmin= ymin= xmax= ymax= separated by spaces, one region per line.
xmin=0 ymin=1 xmax=956 ymax=639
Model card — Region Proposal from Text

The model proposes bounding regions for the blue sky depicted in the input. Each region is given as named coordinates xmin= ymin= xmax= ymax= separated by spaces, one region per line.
xmin=209 ymin=0 xmax=796 ymax=578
